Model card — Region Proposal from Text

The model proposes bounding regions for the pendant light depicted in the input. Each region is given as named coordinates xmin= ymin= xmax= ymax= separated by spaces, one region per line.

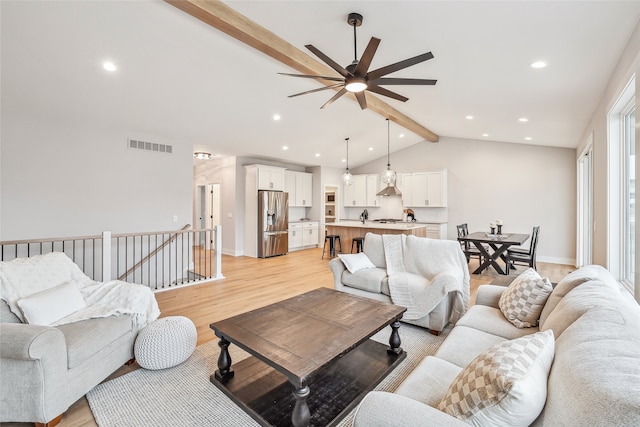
xmin=342 ymin=137 xmax=354 ymax=186
xmin=377 ymin=119 xmax=402 ymax=196
xmin=381 ymin=119 xmax=396 ymax=184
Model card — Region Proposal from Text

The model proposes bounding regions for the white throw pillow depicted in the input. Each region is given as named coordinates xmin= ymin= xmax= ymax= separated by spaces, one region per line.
xmin=338 ymin=252 xmax=376 ymax=274
xmin=17 ymin=281 xmax=87 ymax=326
xmin=499 ymin=268 xmax=553 ymax=328
xmin=438 ymin=330 xmax=555 ymax=427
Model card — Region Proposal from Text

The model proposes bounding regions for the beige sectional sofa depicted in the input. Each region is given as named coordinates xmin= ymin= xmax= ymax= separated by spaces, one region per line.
xmin=329 ymin=232 xmax=469 ymax=334
xmin=353 ymin=265 xmax=640 ymax=426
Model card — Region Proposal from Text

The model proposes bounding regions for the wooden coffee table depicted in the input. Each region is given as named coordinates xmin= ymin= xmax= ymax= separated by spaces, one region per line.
xmin=209 ymin=287 xmax=406 ymax=427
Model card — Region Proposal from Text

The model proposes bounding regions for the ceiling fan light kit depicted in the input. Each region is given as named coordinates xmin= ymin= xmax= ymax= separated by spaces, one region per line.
xmin=280 ymin=12 xmax=437 ymax=110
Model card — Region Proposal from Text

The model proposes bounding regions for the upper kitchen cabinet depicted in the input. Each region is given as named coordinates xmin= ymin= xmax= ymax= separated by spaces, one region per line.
xmin=284 ymin=170 xmax=313 ymax=207
xmin=251 ymin=165 xmax=285 ymax=191
xmin=398 ymin=170 xmax=448 ymax=207
xmin=343 ymin=174 xmax=381 ymax=207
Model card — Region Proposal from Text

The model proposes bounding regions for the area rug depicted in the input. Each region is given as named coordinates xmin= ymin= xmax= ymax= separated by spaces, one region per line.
xmin=87 ymin=323 xmax=448 ymax=426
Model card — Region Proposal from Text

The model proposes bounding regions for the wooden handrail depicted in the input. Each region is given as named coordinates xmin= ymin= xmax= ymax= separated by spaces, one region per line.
xmin=117 ymin=224 xmax=192 ymax=281
xmin=0 ymin=234 xmax=103 ymax=246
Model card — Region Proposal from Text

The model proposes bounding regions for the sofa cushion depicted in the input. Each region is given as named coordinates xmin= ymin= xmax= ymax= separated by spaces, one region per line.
xmin=395 ymin=356 xmax=462 ymax=407
xmin=435 ymin=325 xmax=508 ymax=368
xmin=539 ymin=264 xmax=618 ymax=327
xmin=57 ymin=315 xmax=134 ymax=368
xmin=338 ymin=252 xmax=376 ymax=274
xmin=499 ymin=268 xmax=552 ymax=328
xmin=456 ymin=305 xmax=539 ymax=340
xmin=538 ymin=303 xmax=640 ymax=426
xmin=363 ymin=232 xmax=387 ymax=269
xmin=438 ymin=330 xmax=555 ymax=426
xmin=342 ymin=267 xmax=388 ymax=294
xmin=541 ymin=279 xmax=620 ymax=338
xmin=17 ymin=281 xmax=87 ymax=326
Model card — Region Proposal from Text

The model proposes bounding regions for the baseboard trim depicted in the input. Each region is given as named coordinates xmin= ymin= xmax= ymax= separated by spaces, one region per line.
xmin=537 ymin=256 xmax=576 ymax=266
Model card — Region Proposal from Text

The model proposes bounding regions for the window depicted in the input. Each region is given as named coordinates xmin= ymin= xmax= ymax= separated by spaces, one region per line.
xmin=608 ymin=75 xmax=635 ymax=292
xmin=622 ymin=105 xmax=635 ymax=285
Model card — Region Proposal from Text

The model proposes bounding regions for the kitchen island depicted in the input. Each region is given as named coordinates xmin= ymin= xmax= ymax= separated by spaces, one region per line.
xmin=326 ymin=221 xmax=428 ymax=254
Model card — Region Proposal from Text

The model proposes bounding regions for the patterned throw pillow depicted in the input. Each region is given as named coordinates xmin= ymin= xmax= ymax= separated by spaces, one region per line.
xmin=438 ymin=330 xmax=555 ymax=426
xmin=499 ymin=268 xmax=553 ymax=328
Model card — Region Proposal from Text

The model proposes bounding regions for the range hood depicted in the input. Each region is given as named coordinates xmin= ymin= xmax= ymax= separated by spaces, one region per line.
xmin=377 ymin=183 xmax=402 ymax=197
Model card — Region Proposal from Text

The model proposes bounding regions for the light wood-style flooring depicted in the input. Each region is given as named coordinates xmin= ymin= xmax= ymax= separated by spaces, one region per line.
xmin=2 ymin=248 xmax=574 ymax=427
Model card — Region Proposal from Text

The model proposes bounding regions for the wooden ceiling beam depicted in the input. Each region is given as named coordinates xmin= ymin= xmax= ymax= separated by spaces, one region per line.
xmin=164 ymin=0 xmax=439 ymax=143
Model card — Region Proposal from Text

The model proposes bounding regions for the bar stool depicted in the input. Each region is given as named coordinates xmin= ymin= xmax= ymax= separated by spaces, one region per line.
xmin=351 ymin=237 xmax=364 ymax=253
xmin=322 ymin=235 xmax=342 ymax=259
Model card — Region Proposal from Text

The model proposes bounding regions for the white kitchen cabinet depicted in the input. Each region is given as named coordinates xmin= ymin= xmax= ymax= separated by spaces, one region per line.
xmin=295 ymin=172 xmax=313 ymax=207
xmin=288 ymin=221 xmax=318 ymax=251
xmin=400 ymin=170 xmax=447 ymax=207
xmin=398 ymin=173 xmax=413 ymax=207
xmin=284 ymin=171 xmax=313 ymax=207
xmin=256 ymin=165 xmax=285 ymax=191
xmin=302 ymin=221 xmax=319 ymax=246
xmin=288 ymin=223 xmax=303 ymax=250
xmin=366 ymin=175 xmax=382 ymax=207
xmin=343 ymin=174 xmax=381 ymax=207
xmin=425 ymin=223 xmax=448 ymax=239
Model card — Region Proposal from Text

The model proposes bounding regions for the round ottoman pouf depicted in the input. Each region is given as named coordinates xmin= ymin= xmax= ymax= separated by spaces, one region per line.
xmin=135 ymin=316 xmax=197 ymax=370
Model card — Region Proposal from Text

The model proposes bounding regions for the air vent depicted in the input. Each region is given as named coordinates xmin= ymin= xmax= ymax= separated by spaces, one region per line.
xmin=128 ymin=138 xmax=172 ymax=154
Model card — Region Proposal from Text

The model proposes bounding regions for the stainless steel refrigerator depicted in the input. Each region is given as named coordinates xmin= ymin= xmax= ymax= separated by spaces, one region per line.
xmin=258 ymin=190 xmax=288 ymax=258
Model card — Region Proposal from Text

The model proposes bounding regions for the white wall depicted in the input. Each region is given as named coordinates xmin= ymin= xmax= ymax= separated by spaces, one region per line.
xmin=576 ymin=20 xmax=640 ymax=271
xmin=353 ymin=136 xmax=576 ymax=265
xmin=1 ymin=113 xmax=193 ymax=240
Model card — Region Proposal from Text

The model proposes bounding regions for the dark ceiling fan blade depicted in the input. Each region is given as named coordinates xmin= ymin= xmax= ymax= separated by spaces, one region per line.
xmin=305 ymin=44 xmax=351 ymax=78
xmin=367 ymin=52 xmax=434 ymax=80
xmin=355 ymin=91 xmax=368 ymax=110
xmin=370 ymin=77 xmax=437 ymax=86
xmin=288 ymin=84 xmax=343 ymax=98
xmin=367 ymin=85 xmax=409 ymax=102
xmin=278 ymin=73 xmax=345 ymax=82
xmin=353 ymin=37 xmax=381 ymax=76
xmin=320 ymin=88 xmax=347 ymax=109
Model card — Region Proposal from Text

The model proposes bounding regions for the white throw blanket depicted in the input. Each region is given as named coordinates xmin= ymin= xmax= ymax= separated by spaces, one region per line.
xmin=0 ymin=252 xmax=160 ymax=330
xmin=383 ymin=234 xmax=470 ymax=322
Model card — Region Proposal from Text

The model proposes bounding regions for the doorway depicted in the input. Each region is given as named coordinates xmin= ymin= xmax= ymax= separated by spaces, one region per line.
xmin=196 ymin=183 xmax=221 ymax=249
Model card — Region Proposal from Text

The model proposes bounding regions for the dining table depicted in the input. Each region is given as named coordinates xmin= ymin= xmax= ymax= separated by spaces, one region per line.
xmin=458 ymin=231 xmax=530 ymax=275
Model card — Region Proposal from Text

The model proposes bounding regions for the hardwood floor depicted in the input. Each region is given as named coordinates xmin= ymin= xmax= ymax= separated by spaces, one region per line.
xmin=2 ymin=248 xmax=574 ymax=427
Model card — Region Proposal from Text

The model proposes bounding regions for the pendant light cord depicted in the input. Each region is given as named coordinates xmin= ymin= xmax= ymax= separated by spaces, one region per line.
xmin=386 ymin=119 xmax=391 ymax=168
xmin=345 ymin=137 xmax=350 ymax=170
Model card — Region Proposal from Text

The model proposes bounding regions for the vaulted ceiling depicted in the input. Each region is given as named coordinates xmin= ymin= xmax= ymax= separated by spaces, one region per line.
xmin=2 ymin=1 xmax=639 ymax=168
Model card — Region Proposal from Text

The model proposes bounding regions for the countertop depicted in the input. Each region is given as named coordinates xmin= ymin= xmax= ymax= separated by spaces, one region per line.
xmin=288 ymin=219 xmax=319 ymax=224
xmin=327 ymin=220 xmax=428 ymax=231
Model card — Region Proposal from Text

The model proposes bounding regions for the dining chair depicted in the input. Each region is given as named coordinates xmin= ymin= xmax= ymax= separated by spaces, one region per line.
xmin=456 ymin=223 xmax=484 ymax=264
xmin=507 ymin=226 xmax=540 ymax=270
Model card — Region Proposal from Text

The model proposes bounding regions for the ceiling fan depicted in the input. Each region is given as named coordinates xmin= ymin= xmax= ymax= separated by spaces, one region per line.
xmin=279 ymin=12 xmax=437 ymax=110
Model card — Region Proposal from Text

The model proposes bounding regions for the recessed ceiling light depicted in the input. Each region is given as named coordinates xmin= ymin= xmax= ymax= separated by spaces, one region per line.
xmin=282 ymin=145 xmax=288 ymax=150
xmin=273 ymin=114 xmax=281 ymax=121
xmin=518 ymin=117 xmax=528 ymax=122
xmin=368 ymin=147 xmax=374 ymax=151
xmin=482 ymin=133 xmax=489 ymax=137
xmin=315 ymin=153 xmax=320 ymax=157
xmin=531 ymin=61 xmax=547 ymax=69
xmin=399 ymin=133 xmax=405 ymax=138
xmin=341 ymin=158 xmax=346 ymax=163
xmin=465 ymin=115 xmax=474 ymax=120
xmin=525 ymin=137 xmax=532 ymax=141
xmin=103 ymin=61 xmax=117 ymax=72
